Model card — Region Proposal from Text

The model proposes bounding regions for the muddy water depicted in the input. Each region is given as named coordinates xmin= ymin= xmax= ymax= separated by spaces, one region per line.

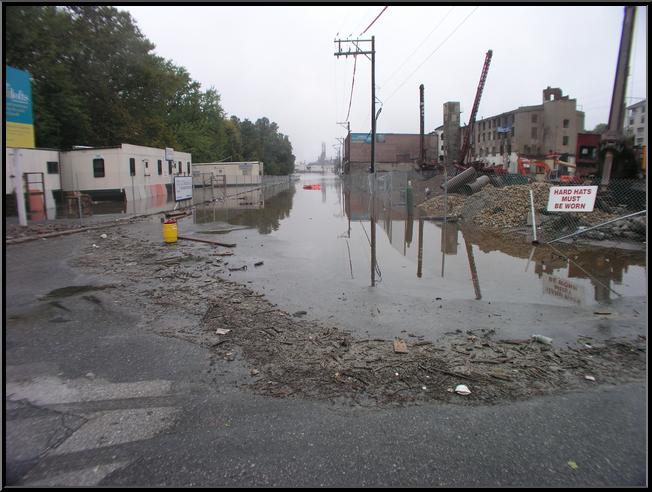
xmin=174 ymin=173 xmax=646 ymax=342
xmin=188 ymin=173 xmax=645 ymax=306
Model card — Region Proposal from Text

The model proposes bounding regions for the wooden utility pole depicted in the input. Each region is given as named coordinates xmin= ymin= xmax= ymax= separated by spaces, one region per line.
xmin=334 ymin=37 xmax=376 ymax=173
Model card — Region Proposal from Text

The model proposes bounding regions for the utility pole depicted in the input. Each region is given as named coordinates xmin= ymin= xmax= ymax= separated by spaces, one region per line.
xmin=334 ymin=37 xmax=376 ymax=173
xmin=419 ymin=84 xmax=425 ymax=167
xmin=601 ymin=6 xmax=636 ymax=185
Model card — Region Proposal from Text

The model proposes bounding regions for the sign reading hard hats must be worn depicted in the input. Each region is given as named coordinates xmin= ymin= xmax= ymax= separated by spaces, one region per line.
xmin=174 ymin=176 xmax=193 ymax=201
xmin=547 ymin=186 xmax=598 ymax=212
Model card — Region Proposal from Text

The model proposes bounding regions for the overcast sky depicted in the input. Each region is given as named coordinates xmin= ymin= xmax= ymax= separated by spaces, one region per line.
xmin=120 ymin=5 xmax=647 ymax=163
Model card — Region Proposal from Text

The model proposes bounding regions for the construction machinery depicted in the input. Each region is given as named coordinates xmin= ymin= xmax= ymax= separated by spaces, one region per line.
xmin=455 ymin=49 xmax=495 ymax=174
xmin=516 ymin=155 xmax=583 ymax=184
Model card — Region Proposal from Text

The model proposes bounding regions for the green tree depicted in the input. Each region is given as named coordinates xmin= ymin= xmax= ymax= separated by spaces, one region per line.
xmin=5 ymin=5 xmax=296 ymax=171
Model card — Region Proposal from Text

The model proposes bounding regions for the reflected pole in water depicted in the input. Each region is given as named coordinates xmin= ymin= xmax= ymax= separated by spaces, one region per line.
xmin=525 ymin=246 xmax=537 ymax=272
xmin=440 ymin=221 xmax=446 ymax=277
xmin=441 ymin=166 xmax=448 ymax=277
xmin=371 ymin=177 xmax=377 ymax=287
xmin=417 ymin=217 xmax=424 ymax=278
xmin=462 ymin=232 xmax=482 ymax=300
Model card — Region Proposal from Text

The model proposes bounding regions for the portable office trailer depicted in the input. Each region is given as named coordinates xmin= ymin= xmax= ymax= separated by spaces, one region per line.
xmin=5 ymin=147 xmax=61 ymax=219
xmin=59 ymin=144 xmax=192 ymax=201
xmin=192 ymin=161 xmax=263 ymax=186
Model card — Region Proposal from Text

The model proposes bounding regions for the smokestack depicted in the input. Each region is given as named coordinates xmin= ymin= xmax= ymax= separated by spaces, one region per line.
xmin=419 ymin=84 xmax=425 ymax=165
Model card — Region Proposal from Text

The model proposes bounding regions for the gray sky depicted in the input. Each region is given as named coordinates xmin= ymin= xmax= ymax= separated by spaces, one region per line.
xmin=121 ymin=5 xmax=647 ymax=163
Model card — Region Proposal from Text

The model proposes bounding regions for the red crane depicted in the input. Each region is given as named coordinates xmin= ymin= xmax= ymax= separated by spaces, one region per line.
xmin=458 ymin=49 xmax=493 ymax=169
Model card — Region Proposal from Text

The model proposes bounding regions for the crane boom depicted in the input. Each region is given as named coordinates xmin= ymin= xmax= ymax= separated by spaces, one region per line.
xmin=459 ymin=49 xmax=493 ymax=167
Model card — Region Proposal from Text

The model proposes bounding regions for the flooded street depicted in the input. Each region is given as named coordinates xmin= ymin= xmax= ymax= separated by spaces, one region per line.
xmin=176 ymin=173 xmax=646 ymax=343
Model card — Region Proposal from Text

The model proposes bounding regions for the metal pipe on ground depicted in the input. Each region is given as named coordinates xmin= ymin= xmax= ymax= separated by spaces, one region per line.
xmin=441 ymin=167 xmax=476 ymax=193
xmin=461 ymin=175 xmax=491 ymax=195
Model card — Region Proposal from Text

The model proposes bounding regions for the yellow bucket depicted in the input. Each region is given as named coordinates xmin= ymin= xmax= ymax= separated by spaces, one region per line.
xmin=162 ymin=219 xmax=178 ymax=243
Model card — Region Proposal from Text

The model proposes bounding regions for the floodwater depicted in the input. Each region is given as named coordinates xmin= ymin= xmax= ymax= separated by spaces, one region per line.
xmin=186 ymin=173 xmax=646 ymax=311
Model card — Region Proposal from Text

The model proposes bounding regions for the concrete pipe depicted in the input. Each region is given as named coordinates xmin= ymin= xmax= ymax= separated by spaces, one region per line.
xmin=441 ymin=167 xmax=476 ymax=193
xmin=462 ymin=175 xmax=491 ymax=195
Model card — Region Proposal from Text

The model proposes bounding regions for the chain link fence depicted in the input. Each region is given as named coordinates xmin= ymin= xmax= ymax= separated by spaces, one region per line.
xmin=345 ymin=169 xmax=646 ymax=245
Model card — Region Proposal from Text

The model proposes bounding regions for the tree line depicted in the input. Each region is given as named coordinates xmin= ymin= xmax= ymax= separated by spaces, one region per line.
xmin=5 ymin=5 xmax=295 ymax=174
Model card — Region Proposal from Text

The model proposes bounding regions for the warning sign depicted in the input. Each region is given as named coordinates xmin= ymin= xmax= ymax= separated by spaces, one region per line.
xmin=547 ymin=186 xmax=598 ymax=212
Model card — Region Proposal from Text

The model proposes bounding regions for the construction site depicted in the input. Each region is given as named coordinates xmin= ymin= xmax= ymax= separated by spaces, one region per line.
xmin=4 ymin=5 xmax=647 ymax=488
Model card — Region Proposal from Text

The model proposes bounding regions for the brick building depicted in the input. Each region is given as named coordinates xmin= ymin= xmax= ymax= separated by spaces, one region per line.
xmin=467 ymin=87 xmax=585 ymax=172
xmin=344 ymin=133 xmax=438 ymax=174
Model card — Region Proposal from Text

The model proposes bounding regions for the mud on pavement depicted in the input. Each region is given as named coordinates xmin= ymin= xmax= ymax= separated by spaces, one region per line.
xmin=69 ymin=224 xmax=646 ymax=407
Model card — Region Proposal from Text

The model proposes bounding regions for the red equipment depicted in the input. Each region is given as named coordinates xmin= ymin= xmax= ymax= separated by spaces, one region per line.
xmin=459 ymin=50 xmax=493 ymax=168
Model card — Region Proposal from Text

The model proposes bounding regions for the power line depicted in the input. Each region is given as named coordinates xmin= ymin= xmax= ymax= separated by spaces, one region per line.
xmin=382 ymin=6 xmax=455 ymax=87
xmin=346 ymin=55 xmax=358 ymax=121
xmin=384 ymin=6 xmax=479 ymax=103
xmin=360 ymin=6 xmax=388 ymax=35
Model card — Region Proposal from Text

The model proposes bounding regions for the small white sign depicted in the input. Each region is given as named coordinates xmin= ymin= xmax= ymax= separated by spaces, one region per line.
xmin=547 ymin=186 xmax=598 ymax=212
xmin=174 ymin=176 xmax=193 ymax=201
xmin=165 ymin=147 xmax=174 ymax=161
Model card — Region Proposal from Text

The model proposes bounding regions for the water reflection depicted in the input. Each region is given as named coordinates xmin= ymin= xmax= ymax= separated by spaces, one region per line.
xmin=341 ymin=177 xmax=645 ymax=305
xmin=193 ymin=182 xmax=295 ymax=235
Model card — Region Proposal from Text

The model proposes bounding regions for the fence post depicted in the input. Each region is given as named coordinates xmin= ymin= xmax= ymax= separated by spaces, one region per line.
xmin=529 ymin=189 xmax=538 ymax=244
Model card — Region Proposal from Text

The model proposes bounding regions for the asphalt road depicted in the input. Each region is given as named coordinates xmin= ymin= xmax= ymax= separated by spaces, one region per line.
xmin=4 ymin=232 xmax=647 ymax=487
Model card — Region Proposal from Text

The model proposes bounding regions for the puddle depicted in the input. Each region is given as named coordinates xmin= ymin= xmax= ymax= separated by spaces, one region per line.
xmin=41 ymin=285 xmax=116 ymax=300
xmin=184 ymin=173 xmax=646 ymax=310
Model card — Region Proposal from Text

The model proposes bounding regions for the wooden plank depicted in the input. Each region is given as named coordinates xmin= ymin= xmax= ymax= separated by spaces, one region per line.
xmin=177 ymin=235 xmax=236 ymax=248
xmin=393 ymin=339 xmax=408 ymax=354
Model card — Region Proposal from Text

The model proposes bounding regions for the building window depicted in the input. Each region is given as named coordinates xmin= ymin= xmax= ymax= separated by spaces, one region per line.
xmin=493 ymin=131 xmax=496 ymax=140
xmin=563 ymin=119 xmax=569 ymax=128
xmin=47 ymin=161 xmax=59 ymax=174
xmin=629 ymin=118 xmax=634 ymax=126
xmin=511 ymin=127 xmax=515 ymax=137
xmin=158 ymin=160 xmax=162 ymax=175
xmin=93 ymin=158 xmax=105 ymax=178
xmin=531 ymin=114 xmax=538 ymax=123
xmin=562 ymin=136 xmax=569 ymax=146
xmin=178 ymin=161 xmax=182 ymax=174
xmin=641 ymin=116 xmax=645 ymax=124
xmin=187 ymin=162 xmax=190 ymax=175
xmin=491 ymin=147 xmax=496 ymax=156
xmin=531 ymin=127 xmax=538 ymax=139
xmin=130 ymin=158 xmax=136 ymax=176
xmin=168 ymin=161 xmax=173 ymax=175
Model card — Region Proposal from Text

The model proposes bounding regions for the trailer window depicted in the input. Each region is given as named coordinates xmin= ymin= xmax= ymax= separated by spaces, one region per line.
xmin=158 ymin=160 xmax=162 ymax=175
xmin=47 ymin=161 xmax=59 ymax=174
xmin=93 ymin=158 xmax=105 ymax=178
xmin=168 ymin=160 xmax=173 ymax=175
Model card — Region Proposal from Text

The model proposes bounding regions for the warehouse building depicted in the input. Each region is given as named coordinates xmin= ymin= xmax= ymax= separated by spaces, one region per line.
xmin=466 ymin=87 xmax=585 ymax=172
xmin=344 ymin=133 xmax=438 ymax=174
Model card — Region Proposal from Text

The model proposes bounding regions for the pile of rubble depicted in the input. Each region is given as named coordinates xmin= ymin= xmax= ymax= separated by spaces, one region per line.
xmin=461 ymin=182 xmax=551 ymax=229
xmin=420 ymin=182 xmax=641 ymax=238
xmin=418 ymin=194 xmax=467 ymax=217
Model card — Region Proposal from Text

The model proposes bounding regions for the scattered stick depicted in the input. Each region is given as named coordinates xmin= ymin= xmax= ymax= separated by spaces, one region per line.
xmin=178 ymin=235 xmax=236 ymax=248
